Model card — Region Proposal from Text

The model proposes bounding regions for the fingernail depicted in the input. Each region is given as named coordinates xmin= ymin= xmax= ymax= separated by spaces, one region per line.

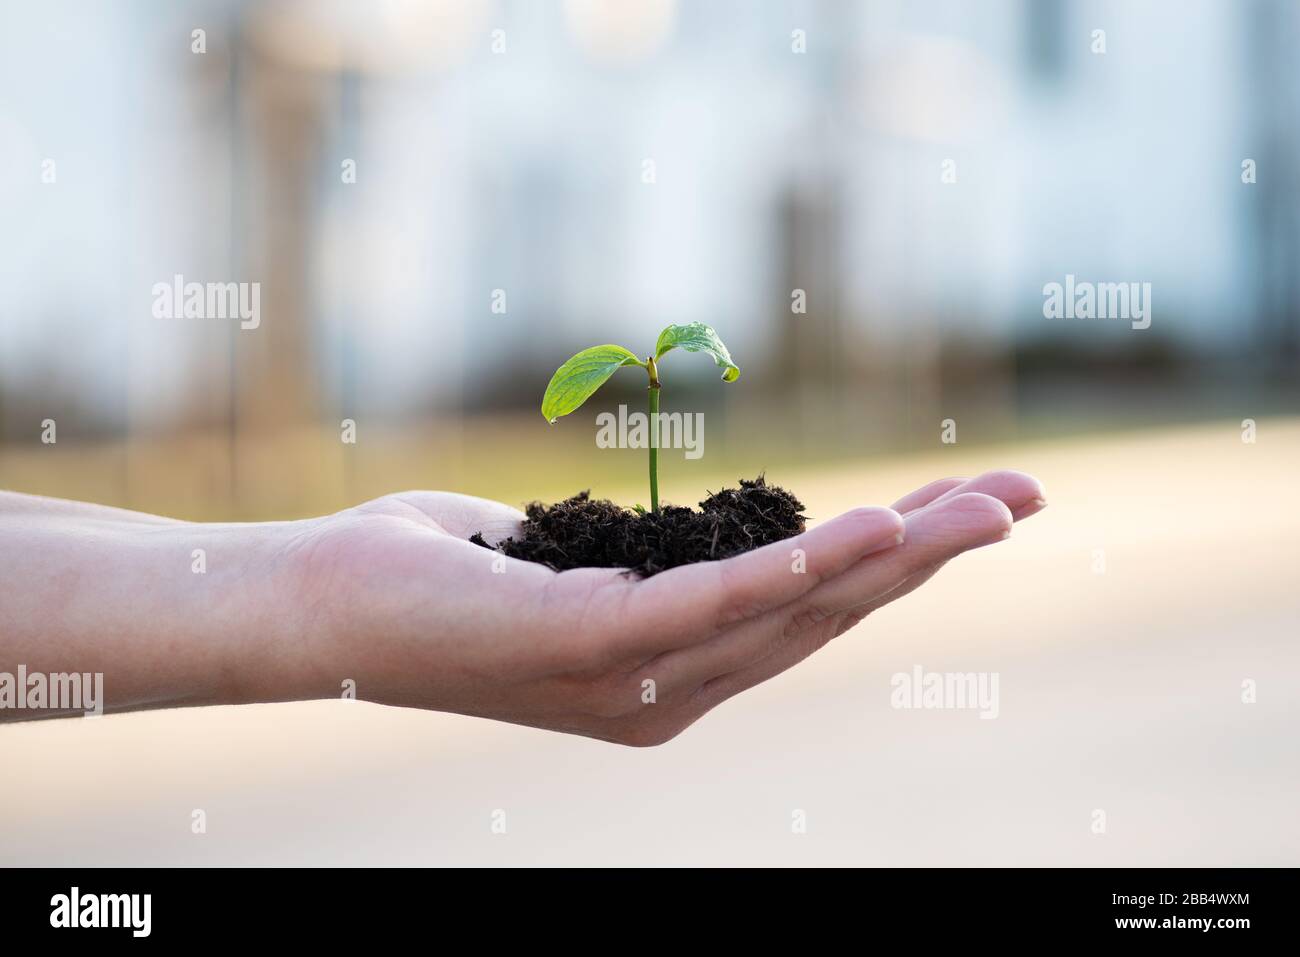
xmin=863 ymin=530 xmax=904 ymax=555
xmin=970 ymin=527 xmax=1012 ymax=549
xmin=1012 ymin=496 xmax=1048 ymax=520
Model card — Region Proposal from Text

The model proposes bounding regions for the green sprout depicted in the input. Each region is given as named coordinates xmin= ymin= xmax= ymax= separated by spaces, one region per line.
xmin=541 ymin=322 xmax=740 ymax=513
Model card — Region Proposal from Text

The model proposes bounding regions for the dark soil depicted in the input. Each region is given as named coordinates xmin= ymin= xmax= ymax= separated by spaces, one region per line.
xmin=470 ymin=475 xmax=806 ymax=577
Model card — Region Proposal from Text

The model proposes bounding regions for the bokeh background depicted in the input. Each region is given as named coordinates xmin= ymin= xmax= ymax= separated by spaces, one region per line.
xmin=1 ymin=0 xmax=1297 ymax=865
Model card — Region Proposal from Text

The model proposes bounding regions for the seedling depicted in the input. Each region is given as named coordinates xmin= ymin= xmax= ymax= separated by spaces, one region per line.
xmin=541 ymin=322 xmax=739 ymax=512
xmin=474 ymin=326 xmax=796 ymax=575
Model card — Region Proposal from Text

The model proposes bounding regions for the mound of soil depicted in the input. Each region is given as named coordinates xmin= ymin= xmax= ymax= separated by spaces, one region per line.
xmin=470 ymin=475 xmax=806 ymax=577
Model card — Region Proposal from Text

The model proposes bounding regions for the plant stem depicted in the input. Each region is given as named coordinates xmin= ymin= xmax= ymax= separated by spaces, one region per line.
xmin=647 ymin=356 xmax=661 ymax=513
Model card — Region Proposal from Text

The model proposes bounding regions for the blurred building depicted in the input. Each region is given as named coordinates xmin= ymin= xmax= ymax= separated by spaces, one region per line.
xmin=1 ymin=0 xmax=1296 ymax=454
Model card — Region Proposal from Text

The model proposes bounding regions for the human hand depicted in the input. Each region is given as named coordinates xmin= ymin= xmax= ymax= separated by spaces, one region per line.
xmin=284 ymin=470 xmax=1046 ymax=745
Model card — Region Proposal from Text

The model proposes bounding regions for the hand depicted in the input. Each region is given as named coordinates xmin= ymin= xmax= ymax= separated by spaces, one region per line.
xmin=287 ymin=470 xmax=1046 ymax=745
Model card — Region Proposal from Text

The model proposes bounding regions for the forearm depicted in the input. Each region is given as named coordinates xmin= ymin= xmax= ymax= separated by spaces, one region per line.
xmin=0 ymin=492 xmax=324 ymax=720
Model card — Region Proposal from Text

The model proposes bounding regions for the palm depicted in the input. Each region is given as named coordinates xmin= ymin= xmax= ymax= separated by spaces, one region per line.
xmin=308 ymin=471 xmax=1045 ymax=746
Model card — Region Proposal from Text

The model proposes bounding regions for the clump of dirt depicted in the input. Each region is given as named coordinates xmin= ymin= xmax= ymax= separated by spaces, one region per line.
xmin=469 ymin=475 xmax=806 ymax=577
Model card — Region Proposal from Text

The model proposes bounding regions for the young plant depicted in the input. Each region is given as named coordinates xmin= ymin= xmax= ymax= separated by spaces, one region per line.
xmin=541 ymin=322 xmax=740 ymax=513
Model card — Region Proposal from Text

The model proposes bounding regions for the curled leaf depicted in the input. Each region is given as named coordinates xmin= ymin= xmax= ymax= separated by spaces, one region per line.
xmin=654 ymin=322 xmax=740 ymax=381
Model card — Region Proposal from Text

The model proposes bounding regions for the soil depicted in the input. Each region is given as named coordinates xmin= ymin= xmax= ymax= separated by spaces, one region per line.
xmin=469 ymin=475 xmax=806 ymax=577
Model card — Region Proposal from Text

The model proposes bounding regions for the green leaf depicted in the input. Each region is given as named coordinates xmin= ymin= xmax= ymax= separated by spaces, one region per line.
xmin=653 ymin=322 xmax=740 ymax=382
xmin=541 ymin=345 xmax=643 ymax=422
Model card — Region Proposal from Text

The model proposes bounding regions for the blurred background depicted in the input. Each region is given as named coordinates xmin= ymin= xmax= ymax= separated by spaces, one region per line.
xmin=1 ymin=0 xmax=1297 ymax=866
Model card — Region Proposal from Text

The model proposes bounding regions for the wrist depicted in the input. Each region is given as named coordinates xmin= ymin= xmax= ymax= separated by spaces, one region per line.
xmin=177 ymin=517 xmax=340 ymax=709
xmin=93 ymin=516 xmax=334 ymax=713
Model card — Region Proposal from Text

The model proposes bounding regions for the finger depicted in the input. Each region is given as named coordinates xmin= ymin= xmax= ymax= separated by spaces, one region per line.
xmin=859 ymin=470 xmax=1049 ymax=614
xmin=746 ymin=474 xmax=1045 ymax=642
xmin=690 ymin=609 xmax=853 ymax=711
xmin=920 ymin=469 xmax=1046 ymax=521
xmin=834 ymin=471 xmax=1043 ymax=625
xmin=382 ymin=491 xmax=527 ymax=542
xmin=785 ymin=491 xmax=1012 ymax=622
xmin=822 ymin=507 xmax=1023 ymax=636
xmin=650 ymin=493 xmax=1010 ymax=691
xmin=845 ymin=560 xmax=948 ymax=621
xmin=603 ymin=506 xmax=905 ymax=658
xmin=891 ymin=476 xmax=968 ymax=514
xmin=691 ymin=496 xmax=1003 ymax=707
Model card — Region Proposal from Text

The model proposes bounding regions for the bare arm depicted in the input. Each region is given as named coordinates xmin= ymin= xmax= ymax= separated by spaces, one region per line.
xmin=0 ymin=491 xmax=313 ymax=717
xmin=0 ymin=471 xmax=1045 ymax=742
